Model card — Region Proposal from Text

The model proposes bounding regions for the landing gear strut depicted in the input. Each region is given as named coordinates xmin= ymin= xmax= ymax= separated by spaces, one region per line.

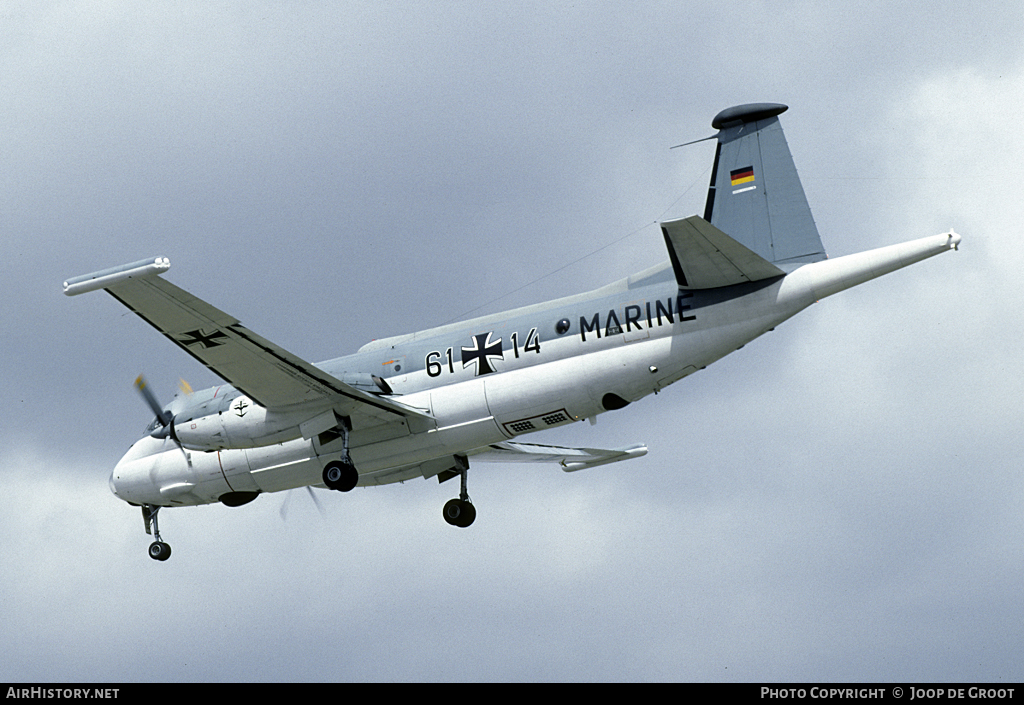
xmin=443 ymin=456 xmax=475 ymax=528
xmin=143 ymin=504 xmax=171 ymax=561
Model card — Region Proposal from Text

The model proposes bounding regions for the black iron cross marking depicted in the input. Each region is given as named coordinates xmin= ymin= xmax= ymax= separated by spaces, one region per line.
xmin=461 ymin=332 xmax=503 ymax=376
xmin=177 ymin=328 xmax=228 ymax=349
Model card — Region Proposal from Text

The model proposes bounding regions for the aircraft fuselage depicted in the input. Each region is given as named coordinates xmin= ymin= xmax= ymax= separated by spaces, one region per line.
xmin=110 ymin=259 xmax=806 ymax=506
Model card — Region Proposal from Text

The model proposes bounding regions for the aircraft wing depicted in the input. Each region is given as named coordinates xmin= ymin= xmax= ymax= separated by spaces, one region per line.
xmin=63 ymin=257 xmax=429 ymax=424
xmin=467 ymin=441 xmax=648 ymax=472
xmin=660 ymin=214 xmax=785 ymax=289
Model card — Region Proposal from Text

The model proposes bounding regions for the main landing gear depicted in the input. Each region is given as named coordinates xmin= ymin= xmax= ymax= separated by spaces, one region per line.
xmin=143 ymin=504 xmax=171 ymax=561
xmin=321 ymin=416 xmax=359 ymax=492
xmin=322 ymin=460 xmax=358 ymax=492
xmin=442 ymin=456 xmax=476 ymax=528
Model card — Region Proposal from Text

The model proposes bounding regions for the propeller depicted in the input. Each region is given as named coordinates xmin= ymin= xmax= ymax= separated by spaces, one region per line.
xmin=279 ymin=486 xmax=327 ymax=521
xmin=134 ymin=375 xmax=174 ymax=440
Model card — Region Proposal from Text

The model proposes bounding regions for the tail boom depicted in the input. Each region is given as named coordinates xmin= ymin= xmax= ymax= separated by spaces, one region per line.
xmin=779 ymin=231 xmax=961 ymax=305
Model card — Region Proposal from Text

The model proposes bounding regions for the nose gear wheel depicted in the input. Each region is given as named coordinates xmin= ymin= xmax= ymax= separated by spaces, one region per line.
xmin=148 ymin=540 xmax=171 ymax=561
xmin=142 ymin=505 xmax=172 ymax=561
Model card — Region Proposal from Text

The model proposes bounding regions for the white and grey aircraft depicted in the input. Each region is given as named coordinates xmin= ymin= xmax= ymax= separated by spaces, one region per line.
xmin=65 ymin=103 xmax=960 ymax=561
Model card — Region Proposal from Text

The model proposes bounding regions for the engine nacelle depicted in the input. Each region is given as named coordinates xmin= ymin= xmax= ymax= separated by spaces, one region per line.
xmin=171 ymin=397 xmax=307 ymax=450
xmin=152 ymin=374 xmax=393 ymax=452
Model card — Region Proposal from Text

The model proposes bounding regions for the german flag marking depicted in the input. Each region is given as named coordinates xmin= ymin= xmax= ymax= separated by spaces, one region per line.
xmin=730 ymin=166 xmax=755 ymax=186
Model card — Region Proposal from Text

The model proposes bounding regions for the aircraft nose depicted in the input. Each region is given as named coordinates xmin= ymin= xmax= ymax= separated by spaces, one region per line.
xmin=110 ymin=451 xmax=132 ymax=502
xmin=110 ymin=436 xmax=196 ymax=506
xmin=109 ymin=437 xmax=159 ymax=504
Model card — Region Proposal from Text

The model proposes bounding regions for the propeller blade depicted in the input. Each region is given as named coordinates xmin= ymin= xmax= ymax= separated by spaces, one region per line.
xmin=279 ymin=486 xmax=327 ymax=521
xmin=135 ymin=375 xmax=172 ymax=427
xmin=305 ymin=486 xmax=327 ymax=519
xmin=279 ymin=490 xmax=293 ymax=521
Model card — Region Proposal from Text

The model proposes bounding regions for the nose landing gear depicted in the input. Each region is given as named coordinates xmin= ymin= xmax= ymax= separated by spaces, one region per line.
xmin=142 ymin=504 xmax=171 ymax=561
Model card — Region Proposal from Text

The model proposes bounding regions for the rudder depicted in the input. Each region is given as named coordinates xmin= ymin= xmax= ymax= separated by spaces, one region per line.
xmin=703 ymin=103 xmax=826 ymax=266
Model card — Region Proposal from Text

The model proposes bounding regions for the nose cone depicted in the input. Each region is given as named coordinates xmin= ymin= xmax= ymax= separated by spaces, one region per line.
xmin=108 ymin=468 xmax=120 ymax=500
xmin=110 ymin=436 xmax=193 ymax=506
xmin=109 ymin=441 xmax=148 ymax=503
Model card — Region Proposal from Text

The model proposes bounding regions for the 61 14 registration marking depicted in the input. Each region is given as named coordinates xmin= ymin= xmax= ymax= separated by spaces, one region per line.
xmin=426 ymin=327 xmax=540 ymax=378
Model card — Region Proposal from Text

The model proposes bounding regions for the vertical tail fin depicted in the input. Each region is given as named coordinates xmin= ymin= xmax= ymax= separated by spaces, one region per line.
xmin=703 ymin=103 xmax=826 ymax=266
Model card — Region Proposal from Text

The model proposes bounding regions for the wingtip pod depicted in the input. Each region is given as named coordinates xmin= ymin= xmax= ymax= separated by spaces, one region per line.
xmin=779 ymin=231 xmax=962 ymax=305
xmin=63 ymin=256 xmax=170 ymax=296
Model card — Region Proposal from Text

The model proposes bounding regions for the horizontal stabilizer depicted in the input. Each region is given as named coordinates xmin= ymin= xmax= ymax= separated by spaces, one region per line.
xmin=661 ymin=215 xmax=785 ymax=289
xmin=468 ymin=441 xmax=648 ymax=472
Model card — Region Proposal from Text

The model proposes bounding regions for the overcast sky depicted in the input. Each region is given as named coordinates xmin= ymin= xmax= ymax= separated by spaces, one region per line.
xmin=2 ymin=1 xmax=1022 ymax=682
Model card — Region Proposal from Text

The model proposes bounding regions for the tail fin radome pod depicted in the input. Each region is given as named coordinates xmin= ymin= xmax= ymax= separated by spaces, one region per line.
xmin=703 ymin=103 xmax=827 ymax=267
